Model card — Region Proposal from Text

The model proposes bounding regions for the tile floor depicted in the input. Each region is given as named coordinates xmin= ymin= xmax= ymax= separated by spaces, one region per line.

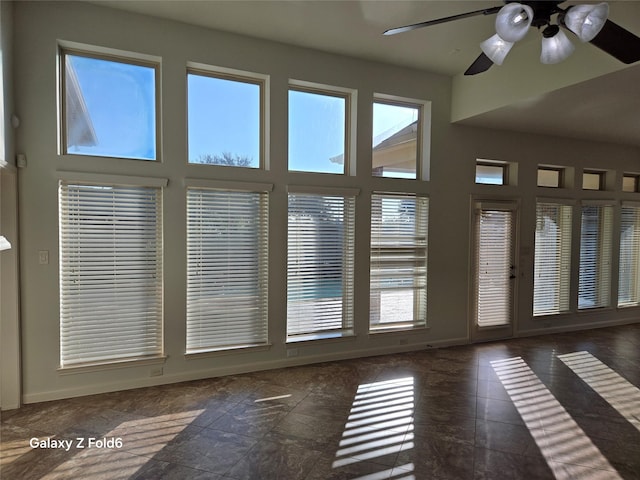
xmin=2 ymin=324 xmax=640 ymax=479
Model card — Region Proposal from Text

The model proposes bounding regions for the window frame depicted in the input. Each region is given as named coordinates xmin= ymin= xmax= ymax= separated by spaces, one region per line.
xmin=622 ymin=174 xmax=640 ymax=193
xmin=533 ymin=199 xmax=574 ymax=316
xmin=185 ymin=181 xmax=271 ymax=355
xmin=287 ymin=80 xmax=356 ymax=175
xmin=369 ymin=192 xmax=429 ymax=332
xmin=618 ymin=201 xmax=640 ymax=307
xmin=475 ymin=160 xmax=508 ymax=186
xmin=537 ymin=166 xmax=564 ymax=188
xmin=59 ymin=45 xmax=161 ymax=161
xmin=186 ymin=64 xmax=268 ymax=169
xmin=371 ymin=97 xmax=424 ymax=180
xmin=286 ymin=186 xmax=359 ymax=342
xmin=582 ymin=170 xmax=605 ymax=191
xmin=578 ymin=200 xmax=615 ymax=310
xmin=58 ymin=173 xmax=167 ymax=371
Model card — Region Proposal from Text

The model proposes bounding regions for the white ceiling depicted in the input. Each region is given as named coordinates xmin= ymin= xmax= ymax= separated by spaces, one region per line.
xmin=92 ymin=0 xmax=640 ymax=147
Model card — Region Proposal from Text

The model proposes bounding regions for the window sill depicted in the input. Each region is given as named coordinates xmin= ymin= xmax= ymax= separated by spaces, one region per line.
xmin=286 ymin=331 xmax=355 ymax=344
xmin=185 ymin=343 xmax=272 ymax=359
xmin=58 ymin=355 xmax=167 ymax=375
xmin=369 ymin=325 xmax=429 ymax=336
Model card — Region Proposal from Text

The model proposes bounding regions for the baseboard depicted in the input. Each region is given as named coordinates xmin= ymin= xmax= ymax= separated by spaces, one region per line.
xmin=22 ymin=336 xmax=470 ymax=404
xmin=517 ymin=316 xmax=639 ymax=338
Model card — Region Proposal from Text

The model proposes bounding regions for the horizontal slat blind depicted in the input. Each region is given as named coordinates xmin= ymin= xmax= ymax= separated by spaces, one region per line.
xmin=59 ymin=182 xmax=163 ymax=367
xmin=370 ymin=193 xmax=428 ymax=331
xmin=475 ymin=207 xmax=514 ymax=328
xmin=579 ymin=204 xmax=613 ymax=309
xmin=533 ymin=203 xmax=572 ymax=315
xmin=618 ymin=204 xmax=640 ymax=307
xmin=287 ymin=193 xmax=355 ymax=338
xmin=186 ymin=188 xmax=268 ymax=352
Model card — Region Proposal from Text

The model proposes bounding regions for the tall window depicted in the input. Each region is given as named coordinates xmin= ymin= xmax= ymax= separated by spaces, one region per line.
xmin=186 ymin=188 xmax=269 ymax=353
xmin=287 ymin=191 xmax=356 ymax=340
xmin=61 ymin=50 xmax=157 ymax=160
xmin=372 ymin=101 xmax=420 ymax=179
xmin=370 ymin=193 xmax=428 ymax=331
xmin=619 ymin=203 xmax=640 ymax=307
xmin=288 ymin=86 xmax=348 ymax=174
xmin=59 ymin=181 xmax=163 ymax=367
xmin=533 ymin=202 xmax=572 ymax=315
xmin=579 ymin=203 xmax=614 ymax=309
xmin=187 ymin=69 xmax=264 ymax=167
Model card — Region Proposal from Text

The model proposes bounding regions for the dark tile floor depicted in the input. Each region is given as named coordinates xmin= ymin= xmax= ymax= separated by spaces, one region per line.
xmin=2 ymin=324 xmax=640 ymax=479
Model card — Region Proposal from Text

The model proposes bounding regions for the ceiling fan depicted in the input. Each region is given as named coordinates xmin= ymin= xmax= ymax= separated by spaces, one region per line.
xmin=384 ymin=1 xmax=640 ymax=75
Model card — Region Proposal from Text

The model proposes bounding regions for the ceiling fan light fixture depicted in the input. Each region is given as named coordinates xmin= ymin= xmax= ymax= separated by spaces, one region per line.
xmin=495 ymin=3 xmax=534 ymax=42
xmin=541 ymin=25 xmax=575 ymax=64
xmin=480 ymin=34 xmax=514 ymax=65
xmin=564 ymin=3 xmax=609 ymax=42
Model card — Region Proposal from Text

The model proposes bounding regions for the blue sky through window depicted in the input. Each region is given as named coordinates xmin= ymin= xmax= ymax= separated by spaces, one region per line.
xmin=65 ymin=54 xmax=156 ymax=160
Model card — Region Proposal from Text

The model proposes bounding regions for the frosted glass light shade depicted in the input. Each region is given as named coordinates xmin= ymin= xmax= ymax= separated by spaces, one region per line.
xmin=495 ymin=3 xmax=534 ymax=42
xmin=564 ymin=3 xmax=609 ymax=42
xmin=481 ymin=34 xmax=514 ymax=65
xmin=541 ymin=29 xmax=575 ymax=64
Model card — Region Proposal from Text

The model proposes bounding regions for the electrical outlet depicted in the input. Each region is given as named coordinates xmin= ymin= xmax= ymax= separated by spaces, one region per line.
xmin=287 ymin=348 xmax=299 ymax=358
xmin=38 ymin=250 xmax=49 ymax=265
xmin=150 ymin=367 xmax=163 ymax=377
xmin=399 ymin=338 xmax=409 ymax=345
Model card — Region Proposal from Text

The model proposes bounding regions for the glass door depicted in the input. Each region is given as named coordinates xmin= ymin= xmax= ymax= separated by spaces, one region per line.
xmin=471 ymin=200 xmax=518 ymax=342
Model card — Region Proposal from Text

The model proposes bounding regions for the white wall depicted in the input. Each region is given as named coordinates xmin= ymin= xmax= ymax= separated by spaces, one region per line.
xmin=13 ymin=1 xmax=640 ymax=404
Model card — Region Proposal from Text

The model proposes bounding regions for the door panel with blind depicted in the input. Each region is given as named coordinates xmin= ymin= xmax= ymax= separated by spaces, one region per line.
xmin=471 ymin=201 xmax=517 ymax=341
xmin=619 ymin=203 xmax=640 ymax=307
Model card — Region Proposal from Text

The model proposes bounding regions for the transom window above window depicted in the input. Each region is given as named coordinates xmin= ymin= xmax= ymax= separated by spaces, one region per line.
xmin=476 ymin=161 xmax=508 ymax=185
xmin=622 ymin=174 xmax=640 ymax=193
xmin=583 ymin=171 xmax=605 ymax=191
xmin=61 ymin=50 xmax=158 ymax=161
xmin=372 ymin=101 xmax=420 ymax=179
xmin=537 ymin=167 xmax=564 ymax=188
xmin=288 ymin=86 xmax=348 ymax=174
xmin=187 ymin=69 xmax=264 ymax=168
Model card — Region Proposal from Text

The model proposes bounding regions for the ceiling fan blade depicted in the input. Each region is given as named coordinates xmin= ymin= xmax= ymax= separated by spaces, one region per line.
xmin=589 ymin=19 xmax=640 ymax=64
xmin=383 ymin=6 xmax=501 ymax=36
xmin=464 ymin=52 xmax=494 ymax=75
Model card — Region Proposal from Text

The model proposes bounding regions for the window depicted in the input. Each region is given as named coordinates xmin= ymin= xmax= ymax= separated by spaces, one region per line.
xmin=288 ymin=86 xmax=348 ymax=174
xmin=476 ymin=161 xmax=507 ymax=185
xmin=537 ymin=167 xmax=563 ymax=188
xmin=372 ymin=101 xmax=420 ymax=179
xmin=619 ymin=203 xmax=640 ymax=307
xmin=61 ymin=50 xmax=157 ymax=160
xmin=186 ymin=187 xmax=269 ymax=353
xmin=59 ymin=181 xmax=163 ymax=367
xmin=287 ymin=191 xmax=356 ymax=340
xmin=370 ymin=193 xmax=428 ymax=331
xmin=187 ymin=69 xmax=264 ymax=167
xmin=622 ymin=174 xmax=639 ymax=193
xmin=582 ymin=171 xmax=604 ymax=190
xmin=533 ymin=202 xmax=572 ymax=315
xmin=579 ymin=203 xmax=614 ymax=309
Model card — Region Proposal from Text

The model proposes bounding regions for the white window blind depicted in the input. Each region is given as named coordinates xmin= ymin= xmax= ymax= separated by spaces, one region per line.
xmin=59 ymin=182 xmax=163 ymax=367
xmin=287 ymin=193 xmax=355 ymax=339
xmin=474 ymin=205 xmax=515 ymax=328
xmin=579 ymin=204 xmax=613 ymax=309
xmin=370 ymin=193 xmax=428 ymax=331
xmin=533 ymin=202 xmax=572 ymax=315
xmin=186 ymin=188 xmax=268 ymax=353
xmin=618 ymin=203 xmax=640 ymax=307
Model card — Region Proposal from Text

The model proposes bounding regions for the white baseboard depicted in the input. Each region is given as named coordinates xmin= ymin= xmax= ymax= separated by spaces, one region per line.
xmin=22 ymin=336 xmax=469 ymax=404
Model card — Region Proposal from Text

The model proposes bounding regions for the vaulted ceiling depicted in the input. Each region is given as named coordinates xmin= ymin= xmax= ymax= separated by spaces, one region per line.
xmin=92 ymin=0 xmax=640 ymax=147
